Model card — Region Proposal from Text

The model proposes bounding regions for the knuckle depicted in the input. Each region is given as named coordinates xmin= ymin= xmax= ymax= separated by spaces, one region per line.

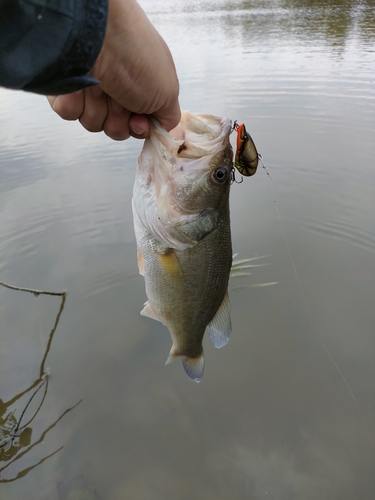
xmin=54 ymin=96 xmax=83 ymax=121
xmin=103 ymin=115 xmax=130 ymax=141
xmin=79 ymin=118 xmax=103 ymax=133
xmin=104 ymin=129 xmax=130 ymax=141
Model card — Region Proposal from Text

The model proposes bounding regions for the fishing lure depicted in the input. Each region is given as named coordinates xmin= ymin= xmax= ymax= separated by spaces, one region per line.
xmin=233 ymin=121 xmax=259 ymax=177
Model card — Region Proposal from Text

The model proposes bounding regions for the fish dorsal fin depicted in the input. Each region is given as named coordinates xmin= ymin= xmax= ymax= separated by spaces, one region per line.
xmin=207 ymin=292 xmax=232 ymax=349
xmin=140 ymin=301 xmax=160 ymax=322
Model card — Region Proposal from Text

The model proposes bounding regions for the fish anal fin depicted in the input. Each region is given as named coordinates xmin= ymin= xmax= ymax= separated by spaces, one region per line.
xmin=207 ymin=292 xmax=232 ymax=349
xmin=157 ymin=249 xmax=183 ymax=285
xmin=137 ymin=248 xmax=144 ymax=276
xmin=140 ymin=301 xmax=160 ymax=322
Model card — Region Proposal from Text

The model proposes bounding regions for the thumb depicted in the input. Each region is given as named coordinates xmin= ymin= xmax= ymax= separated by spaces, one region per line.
xmin=129 ymin=114 xmax=150 ymax=138
xmin=153 ymin=101 xmax=181 ymax=133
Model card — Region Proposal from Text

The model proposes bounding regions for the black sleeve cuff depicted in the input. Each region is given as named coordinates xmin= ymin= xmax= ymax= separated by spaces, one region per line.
xmin=0 ymin=0 xmax=108 ymax=95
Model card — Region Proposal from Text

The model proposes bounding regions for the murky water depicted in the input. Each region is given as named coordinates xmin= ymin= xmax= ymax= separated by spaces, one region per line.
xmin=1 ymin=1 xmax=374 ymax=498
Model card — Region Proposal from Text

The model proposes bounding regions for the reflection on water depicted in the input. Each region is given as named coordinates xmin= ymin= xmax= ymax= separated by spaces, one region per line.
xmin=222 ymin=0 xmax=375 ymax=45
xmin=0 ymin=0 xmax=374 ymax=498
xmin=0 ymin=287 xmax=81 ymax=483
xmin=147 ymin=0 xmax=375 ymax=46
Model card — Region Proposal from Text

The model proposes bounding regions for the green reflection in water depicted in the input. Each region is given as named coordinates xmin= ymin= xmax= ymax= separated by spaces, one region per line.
xmin=185 ymin=0 xmax=375 ymax=48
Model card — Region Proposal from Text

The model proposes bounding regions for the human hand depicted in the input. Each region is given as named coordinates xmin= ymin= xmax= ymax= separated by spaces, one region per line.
xmin=47 ymin=0 xmax=180 ymax=140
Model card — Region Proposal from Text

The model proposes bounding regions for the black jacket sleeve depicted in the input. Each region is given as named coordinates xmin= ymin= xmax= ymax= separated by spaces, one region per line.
xmin=0 ymin=0 xmax=108 ymax=95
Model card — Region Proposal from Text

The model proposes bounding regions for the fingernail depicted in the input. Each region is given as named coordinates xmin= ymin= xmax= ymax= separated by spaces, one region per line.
xmin=90 ymin=86 xmax=103 ymax=97
xmin=131 ymin=125 xmax=145 ymax=136
xmin=110 ymin=99 xmax=124 ymax=115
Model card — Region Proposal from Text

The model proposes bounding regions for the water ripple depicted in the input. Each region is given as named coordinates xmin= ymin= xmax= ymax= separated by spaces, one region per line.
xmin=306 ymin=218 xmax=375 ymax=253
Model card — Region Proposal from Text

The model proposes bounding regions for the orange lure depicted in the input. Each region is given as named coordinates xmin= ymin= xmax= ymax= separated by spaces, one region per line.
xmin=234 ymin=122 xmax=259 ymax=176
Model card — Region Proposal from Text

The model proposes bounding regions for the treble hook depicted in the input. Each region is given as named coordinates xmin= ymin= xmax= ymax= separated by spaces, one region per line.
xmin=231 ymin=166 xmax=243 ymax=184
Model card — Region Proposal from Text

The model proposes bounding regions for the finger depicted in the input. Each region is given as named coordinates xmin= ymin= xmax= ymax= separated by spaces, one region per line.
xmin=46 ymin=91 xmax=85 ymax=121
xmin=129 ymin=114 xmax=150 ymax=138
xmin=79 ymin=87 xmax=109 ymax=133
xmin=153 ymin=99 xmax=181 ymax=132
xmin=103 ymin=99 xmax=132 ymax=141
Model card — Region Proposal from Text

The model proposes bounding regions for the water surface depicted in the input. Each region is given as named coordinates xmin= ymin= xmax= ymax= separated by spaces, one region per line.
xmin=1 ymin=1 xmax=374 ymax=498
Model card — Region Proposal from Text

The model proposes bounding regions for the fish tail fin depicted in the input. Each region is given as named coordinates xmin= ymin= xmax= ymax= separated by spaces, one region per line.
xmin=165 ymin=347 xmax=204 ymax=383
xmin=182 ymin=355 xmax=204 ymax=383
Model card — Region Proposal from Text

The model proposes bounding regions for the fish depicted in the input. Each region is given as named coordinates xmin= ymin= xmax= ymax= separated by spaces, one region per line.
xmin=132 ymin=110 xmax=233 ymax=382
xmin=234 ymin=122 xmax=258 ymax=177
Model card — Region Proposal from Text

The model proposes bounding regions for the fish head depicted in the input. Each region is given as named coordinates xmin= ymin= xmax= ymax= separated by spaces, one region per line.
xmin=134 ymin=111 xmax=233 ymax=249
xmin=170 ymin=141 xmax=233 ymax=215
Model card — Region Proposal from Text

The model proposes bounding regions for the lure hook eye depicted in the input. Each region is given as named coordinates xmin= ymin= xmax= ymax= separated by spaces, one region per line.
xmin=231 ymin=120 xmax=239 ymax=133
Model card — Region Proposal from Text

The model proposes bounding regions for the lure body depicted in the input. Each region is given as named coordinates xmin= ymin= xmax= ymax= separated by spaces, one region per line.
xmin=234 ymin=123 xmax=258 ymax=176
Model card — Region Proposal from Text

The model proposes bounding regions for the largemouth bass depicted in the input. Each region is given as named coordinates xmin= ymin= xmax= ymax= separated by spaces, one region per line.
xmin=132 ymin=110 xmax=233 ymax=382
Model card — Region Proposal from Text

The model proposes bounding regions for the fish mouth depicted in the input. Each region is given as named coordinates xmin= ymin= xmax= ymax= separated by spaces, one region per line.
xmin=151 ymin=111 xmax=232 ymax=161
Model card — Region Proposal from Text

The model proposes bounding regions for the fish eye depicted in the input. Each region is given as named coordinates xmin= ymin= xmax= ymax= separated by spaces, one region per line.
xmin=212 ymin=166 xmax=229 ymax=184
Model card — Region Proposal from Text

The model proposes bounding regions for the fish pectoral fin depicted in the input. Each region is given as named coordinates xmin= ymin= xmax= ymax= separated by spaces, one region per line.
xmin=165 ymin=347 xmax=204 ymax=383
xmin=137 ymin=248 xmax=144 ymax=276
xmin=157 ymin=249 xmax=183 ymax=285
xmin=140 ymin=301 xmax=160 ymax=322
xmin=207 ymin=292 xmax=232 ymax=349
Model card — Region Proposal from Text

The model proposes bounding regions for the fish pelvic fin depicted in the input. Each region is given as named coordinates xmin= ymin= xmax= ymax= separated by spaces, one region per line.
xmin=207 ymin=291 xmax=232 ymax=349
xmin=137 ymin=248 xmax=144 ymax=276
xmin=157 ymin=248 xmax=183 ymax=285
xmin=165 ymin=347 xmax=204 ymax=383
